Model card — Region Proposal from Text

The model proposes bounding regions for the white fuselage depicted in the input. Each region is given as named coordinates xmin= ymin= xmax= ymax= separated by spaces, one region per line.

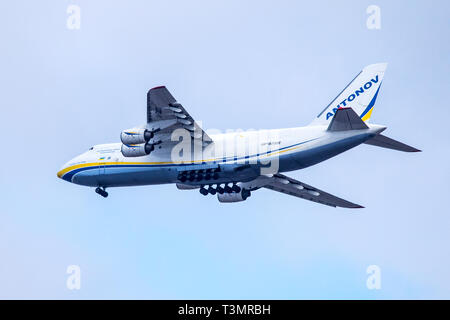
xmin=57 ymin=124 xmax=385 ymax=188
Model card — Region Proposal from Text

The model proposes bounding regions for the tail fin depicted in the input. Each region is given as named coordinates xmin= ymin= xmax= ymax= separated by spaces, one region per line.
xmin=310 ymin=63 xmax=387 ymax=126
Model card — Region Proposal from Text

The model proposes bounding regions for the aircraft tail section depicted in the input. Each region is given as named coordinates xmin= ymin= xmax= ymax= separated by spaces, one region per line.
xmin=327 ymin=107 xmax=368 ymax=131
xmin=364 ymin=134 xmax=421 ymax=152
xmin=311 ymin=63 xmax=387 ymax=126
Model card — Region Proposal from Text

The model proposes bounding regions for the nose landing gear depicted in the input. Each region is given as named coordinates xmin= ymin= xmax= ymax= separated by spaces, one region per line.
xmin=95 ymin=187 xmax=108 ymax=198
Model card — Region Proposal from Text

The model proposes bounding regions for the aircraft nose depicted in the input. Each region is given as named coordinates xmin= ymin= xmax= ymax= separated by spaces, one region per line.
xmin=57 ymin=164 xmax=66 ymax=179
xmin=57 ymin=160 xmax=72 ymax=180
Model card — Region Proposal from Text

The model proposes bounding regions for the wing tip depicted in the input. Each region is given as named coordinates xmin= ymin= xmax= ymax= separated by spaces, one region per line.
xmin=339 ymin=204 xmax=365 ymax=209
xmin=400 ymin=146 xmax=421 ymax=152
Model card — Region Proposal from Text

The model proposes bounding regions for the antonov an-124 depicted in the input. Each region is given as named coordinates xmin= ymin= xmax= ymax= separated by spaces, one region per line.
xmin=57 ymin=63 xmax=420 ymax=208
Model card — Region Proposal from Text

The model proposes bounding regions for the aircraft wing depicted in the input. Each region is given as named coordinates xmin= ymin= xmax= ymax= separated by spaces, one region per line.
xmin=262 ymin=173 xmax=364 ymax=208
xmin=147 ymin=86 xmax=212 ymax=146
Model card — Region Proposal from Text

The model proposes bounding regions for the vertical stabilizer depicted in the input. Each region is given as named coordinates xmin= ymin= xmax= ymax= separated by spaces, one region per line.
xmin=311 ymin=63 xmax=387 ymax=126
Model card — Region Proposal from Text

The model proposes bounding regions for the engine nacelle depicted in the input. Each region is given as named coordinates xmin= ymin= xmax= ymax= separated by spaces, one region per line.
xmin=217 ymin=189 xmax=251 ymax=203
xmin=120 ymin=128 xmax=154 ymax=145
xmin=121 ymin=143 xmax=154 ymax=157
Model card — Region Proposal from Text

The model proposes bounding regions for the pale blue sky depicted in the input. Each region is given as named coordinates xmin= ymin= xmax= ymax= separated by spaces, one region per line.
xmin=0 ymin=0 xmax=449 ymax=299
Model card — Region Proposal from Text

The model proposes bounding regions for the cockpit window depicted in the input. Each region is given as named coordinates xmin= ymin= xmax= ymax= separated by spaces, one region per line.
xmin=89 ymin=147 xmax=94 ymax=150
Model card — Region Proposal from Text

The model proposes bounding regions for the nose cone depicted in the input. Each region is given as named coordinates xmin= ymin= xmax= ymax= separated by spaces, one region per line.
xmin=57 ymin=161 xmax=72 ymax=181
xmin=56 ymin=164 xmax=67 ymax=179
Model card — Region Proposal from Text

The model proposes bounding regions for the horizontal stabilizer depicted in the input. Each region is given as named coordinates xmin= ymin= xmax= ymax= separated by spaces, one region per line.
xmin=364 ymin=134 xmax=421 ymax=152
xmin=327 ymin=108 xmax=368 ymax=131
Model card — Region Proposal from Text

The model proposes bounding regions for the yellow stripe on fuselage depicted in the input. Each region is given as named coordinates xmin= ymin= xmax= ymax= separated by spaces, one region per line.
xmin=57 ymin=161 xmax=175 ymax=178
xmin=57 ymin=143 xmax=309 ymax=178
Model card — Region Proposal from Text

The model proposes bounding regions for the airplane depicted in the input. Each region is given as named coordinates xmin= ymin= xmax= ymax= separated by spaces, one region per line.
xmin=57 ymin=63 xmax=420 ymax=208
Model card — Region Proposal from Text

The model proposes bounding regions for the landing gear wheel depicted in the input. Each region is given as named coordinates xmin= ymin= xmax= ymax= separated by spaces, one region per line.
xmin=232 ymin=184 xmax=241 ymax=193
xmin=208 ymin=186 xmax=217 ymax=195
xmin=216 ymin=185 xmax=224 ymax=194
xmin=242 ymin=188 xmax=251 ymax=200
xmin=95 ymin=187 xmax=108 ymax=198
xmin=224 ymin=184 xmax=233 ymax=193
xmin=199 ymin=187 xmax=209 ymax=196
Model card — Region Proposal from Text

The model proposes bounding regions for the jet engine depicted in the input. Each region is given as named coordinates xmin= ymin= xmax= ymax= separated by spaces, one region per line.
xmin=120 ymin=128 xmax=154 ymax=145
xmin=217 ymin=188 xmax=251 ymax=203
xmin=121 ymin=143 xmax=154 ymax=157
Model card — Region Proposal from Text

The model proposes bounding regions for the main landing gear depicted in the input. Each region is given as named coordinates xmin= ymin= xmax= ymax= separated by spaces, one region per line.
xmin=95 ymin=187 xmax=108 ymax=198
xmin=199 ymin=183 xmax=242 ymax=196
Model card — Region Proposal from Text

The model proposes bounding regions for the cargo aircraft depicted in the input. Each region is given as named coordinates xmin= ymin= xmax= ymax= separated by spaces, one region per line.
xmin=57 ymin=63 xmax=420 ymax=207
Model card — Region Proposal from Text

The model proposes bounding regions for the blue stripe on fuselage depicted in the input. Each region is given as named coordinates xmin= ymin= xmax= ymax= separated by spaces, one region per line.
xmin=62 ymin=137 xmax=320 ymax=181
